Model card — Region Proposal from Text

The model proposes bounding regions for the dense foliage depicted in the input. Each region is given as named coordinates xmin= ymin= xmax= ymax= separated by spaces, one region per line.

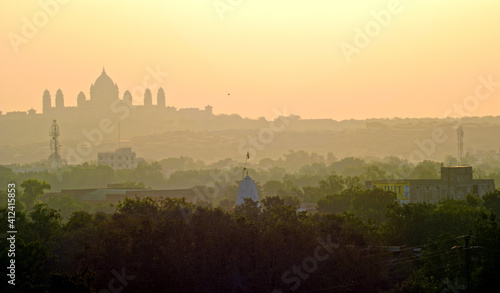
xmin=6 ymin=151 xmax=500 ymax=193
xmin=1 ymin=180 xmax=500 ymax=292
xmin=2 ymin=153 xmax=500 ymax=292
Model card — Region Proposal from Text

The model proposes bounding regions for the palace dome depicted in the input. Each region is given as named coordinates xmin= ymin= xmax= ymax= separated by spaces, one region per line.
xmin=89 ymin=68 xmax=119 ymax=105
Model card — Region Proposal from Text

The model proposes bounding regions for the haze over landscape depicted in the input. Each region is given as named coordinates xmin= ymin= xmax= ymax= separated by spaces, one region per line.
xmin=1 ymin=0 xmax=500 ymax=120
xmin=2 ymin=1 xmax=500 ymax=293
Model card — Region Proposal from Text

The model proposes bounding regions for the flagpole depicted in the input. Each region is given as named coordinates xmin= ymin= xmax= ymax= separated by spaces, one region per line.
xmin=242 ymin=151 xmax=249 ymax=179
xmin=242 ymin=157 xmax=247 ymax=179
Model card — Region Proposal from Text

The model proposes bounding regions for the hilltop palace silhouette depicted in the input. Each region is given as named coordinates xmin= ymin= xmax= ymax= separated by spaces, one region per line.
xmin=1 ymin=68 xmax=213 ymax=119
xmin=0 ymin=68 xmax=218 ymax=172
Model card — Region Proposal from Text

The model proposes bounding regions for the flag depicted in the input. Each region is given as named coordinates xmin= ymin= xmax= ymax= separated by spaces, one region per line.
xmin=246 ymin=151 xmax=249 ymax=159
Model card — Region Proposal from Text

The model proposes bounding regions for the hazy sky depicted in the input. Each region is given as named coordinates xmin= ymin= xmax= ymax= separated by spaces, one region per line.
xmin=1 ymin=0 xmax=499 ymax=120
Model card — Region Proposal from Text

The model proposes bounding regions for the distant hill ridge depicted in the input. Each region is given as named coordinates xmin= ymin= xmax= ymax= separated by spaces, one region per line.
xmin=1 ymin=114 xmax=500 ymax=165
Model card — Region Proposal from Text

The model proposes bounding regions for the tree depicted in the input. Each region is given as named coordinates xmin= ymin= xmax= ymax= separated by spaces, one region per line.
xmin=318 ymin=174 xmax=345 ymax=195
xmin=317 ymin=191 xmax=351 ymax=214
xmin=218 ymin=198 xmax=235 ymax=211
xmin=20 ymin=179 xmax=51 ymax=211
xmin=282 ymin=195 xmax=300 ymax=208
xmin=159 ymin=156 xmax=205 ymax=171
xmin=0 ymin=165 xmax=16 ymax=190
xmin=233 ymin=198 xmax=260 ymax=220
xmin=282 ymin=150 xmax=325 ymax=171
xmin=261 ymin=195 xmax=284 ymax=210
xmin=0 ymin=238 xmax=54 ymax=291
xmin=351 ymin=188 xmax=396 ymax=223
xmin=28 ymin=203 xmax=62 ymax=244
xmin=262 ymin=180 xmax=285 ymax=197
xmin=49 ymin=268 xmax=96 ymax=293
xmin=412 ymin=160 xmax=440 ymax=179
xmin=117 ymin=161 xmax=167 ymax=188
xmin=45 ymin=195 xmax=91 ymax=220
xmin=61 ymin=164 xmax=116 ymax=189
xmin=64 ymin=211 xmax=94 ymax=231
xmin=482 ymin=190 xmax=500 ymax=220
xmin=362 ymin=164 xmax=389 ymax=181
xmin=258 ymin=157 xmax=275 ymax=168
xmin=329 ymin=157 xmax=366 ymax=177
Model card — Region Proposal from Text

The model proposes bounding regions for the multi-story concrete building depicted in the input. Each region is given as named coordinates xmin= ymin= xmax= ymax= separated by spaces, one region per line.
xmin=365 ymin=166 xmax=495 ymax=204
xmin=98 ymin=147 xmax=138 ymax=170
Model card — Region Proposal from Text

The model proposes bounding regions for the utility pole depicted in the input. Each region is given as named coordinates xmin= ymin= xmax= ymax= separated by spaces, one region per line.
xmin=449 ymin=236 xmax=475 ymax=292
xmin=464 ymin=235 xmax=471 ymax=293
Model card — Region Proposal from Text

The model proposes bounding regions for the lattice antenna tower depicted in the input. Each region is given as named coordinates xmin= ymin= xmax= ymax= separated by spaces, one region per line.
xmin=457 ymin=125 xmax=464 ymax=165
xmin=49 ymin=120 xmax=61 ymax=166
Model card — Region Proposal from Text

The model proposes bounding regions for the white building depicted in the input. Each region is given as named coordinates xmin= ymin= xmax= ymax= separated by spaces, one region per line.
xmin=236 ymin=174 xmax=260 ymax=206
xmin=98 ymin=147 xmax=138 ymax=170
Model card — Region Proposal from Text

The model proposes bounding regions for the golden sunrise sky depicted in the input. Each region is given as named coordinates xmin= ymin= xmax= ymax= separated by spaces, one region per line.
xmin=1 ymin=0 xmax=499 ymax=120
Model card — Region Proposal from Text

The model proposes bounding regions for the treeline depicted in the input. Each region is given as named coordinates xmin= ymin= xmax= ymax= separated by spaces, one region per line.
xmin=3 ymin=151 xmax=500 ymax=205
xmin=0 ymin=156 xmax=446 ymax=216
xmin=1 ymin=182 xmax=500 ymax=292
xmin=6 ymin=150 xmax=500 ymax=190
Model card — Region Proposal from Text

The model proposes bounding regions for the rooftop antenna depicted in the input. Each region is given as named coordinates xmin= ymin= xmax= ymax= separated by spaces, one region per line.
xmin=242 ymin=151 xmax=249 ymax=179
xmin=457 ymin=125 xmax=464 ymax=165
